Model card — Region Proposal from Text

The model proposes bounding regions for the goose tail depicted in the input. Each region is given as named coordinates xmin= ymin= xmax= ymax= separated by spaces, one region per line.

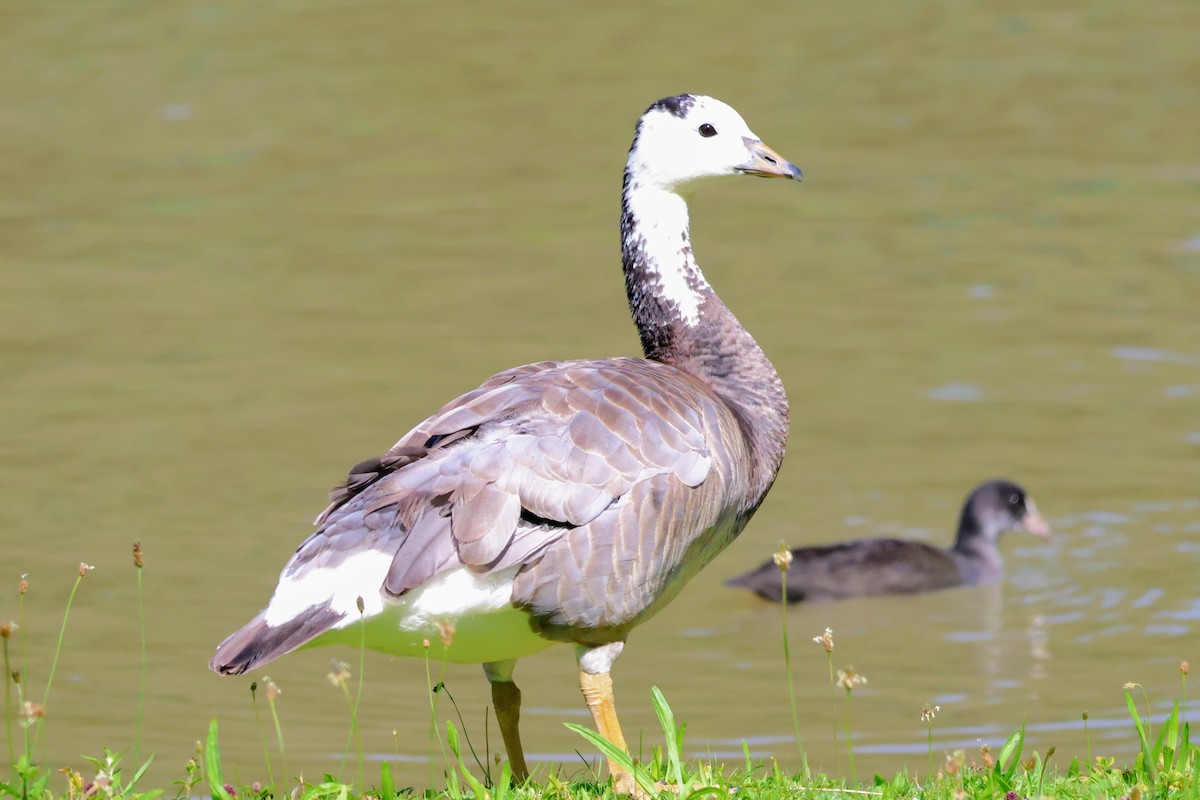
xmin=209 ymin=603 xmax=343 ymax=675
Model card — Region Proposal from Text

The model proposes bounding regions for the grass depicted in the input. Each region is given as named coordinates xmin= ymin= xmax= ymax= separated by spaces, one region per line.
xmin=5 ymin=556 xmax=1200 ymax=800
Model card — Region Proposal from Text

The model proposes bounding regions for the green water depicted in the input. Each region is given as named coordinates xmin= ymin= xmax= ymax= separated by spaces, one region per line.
xmin=2 ymin=0 xmax=1198 ymax=786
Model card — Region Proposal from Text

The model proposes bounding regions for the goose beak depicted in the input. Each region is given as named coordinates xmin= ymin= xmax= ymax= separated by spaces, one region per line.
xmin=1020 ymin=501 xmax=1052 ymax=540
xmin=737 ymin=138 xmax=803 ymax=180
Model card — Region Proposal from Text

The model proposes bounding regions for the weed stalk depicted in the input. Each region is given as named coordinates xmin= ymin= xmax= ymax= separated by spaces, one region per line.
xmin=133 ymin=542 xmax=146 ymax=762
xmin=773 ymin=545 xmax=806 ymax=774
xmin=32 ymin=564 xmax=92 ymax=758
xmin=250 ymin=682 xmax=276 ymax=791
xmin=262 ymin=676 xmax=286 ymax=781
xmin=1181 ymin=661 xmax=1189 ymax=726
xmin=1083 ymin=711 xmax=1091 ymax=769
xmin=813 ymin=627 xmax=839 ymax=775
xmin=423 ymin=639 xmax=449 ymax=786
xmin=353 ymin=598 xmax=366 ymax=786
xmin=922 ymin=703 xmax=939 ymax=779
xmin=836 ymin=667 xmax=866 ymax=786
xmin=3 ymin=622 xmax=13 ymax=766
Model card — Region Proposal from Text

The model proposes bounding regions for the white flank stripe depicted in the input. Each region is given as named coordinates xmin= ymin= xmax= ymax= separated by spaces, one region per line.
xmin=263 ymin=550 xmax=392 ymax=627
xmin=263 ymin=556 xmax=522 ymax=632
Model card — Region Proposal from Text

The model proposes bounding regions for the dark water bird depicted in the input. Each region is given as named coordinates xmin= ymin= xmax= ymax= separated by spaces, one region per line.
xmin=727 ymin=479 xmax=1050 ymax=603
xmin=209 ymin=94 xmax=801 ymax=794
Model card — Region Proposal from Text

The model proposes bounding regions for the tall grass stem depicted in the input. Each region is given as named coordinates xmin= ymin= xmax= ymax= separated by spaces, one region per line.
xmin=135 ymin=559 xmax=147 ymax=762
xmin=265 ymin=681 xmax=287 ymax=781
xmin=251 ymin=683 xmax=276 ymax=791
xmin=778 ymin=569 xmax=806 ymax=773
xmin=354 ymin=606 xmax=366 ymax=786
xmin=423 ymin=644 xmax=449 ymax=786
xmin=1083 ymin=711 xmax=1091 ymax=769
xmin=827 ymin=653 xmax=840 ymax=774
xmin=3 ymin=635 xmax=13 ymax=766
xmin=843 ymin=691 xmax=857 ymax=786
xmin=33 ymin=570 xmax=86 ymax=758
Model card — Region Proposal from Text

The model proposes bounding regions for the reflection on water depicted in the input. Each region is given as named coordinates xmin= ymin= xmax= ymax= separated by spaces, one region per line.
xmin=3 ymin=0 xmax=1199 ymax=788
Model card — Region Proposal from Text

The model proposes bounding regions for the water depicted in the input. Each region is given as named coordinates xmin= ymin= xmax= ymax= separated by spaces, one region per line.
xmin=2 ymin=0 xmax=1198 ymax=787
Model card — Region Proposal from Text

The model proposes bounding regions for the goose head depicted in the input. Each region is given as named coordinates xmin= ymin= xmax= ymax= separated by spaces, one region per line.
xmin=628 ymin=94 xmax=803 ymax=192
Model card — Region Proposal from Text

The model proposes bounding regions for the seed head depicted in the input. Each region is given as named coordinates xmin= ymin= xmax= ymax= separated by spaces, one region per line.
xmin=1082 ymin=710 xmax=1089 ymax=721
xmin=773 ymin=543 xmax=793 ymax=572
xmin=979 ymin=743 xmax=994 ymax=768
xmin=921 ymin=703 xmax=940 ymax=723
xmin=11 ymin=670 xmax=21 ymax=685
xmin=1123 ymin=681 xmax=1139 ymax=690
xmin=836 ymin=666 xmax=866 ymax=693
xmin=18 ymin=575 xmax=28 ymax=595
xmin=133 ymin=541 xmax=144 ymax=569
xmin=62 ymin=768 xmax=83 ymax=798
xmin=262 ymin=676 xmax=281 ymax=702
xmin=945 ymin=749 xmax=965 ymax=776
xmin=356 ymin=595 xmax=365 ymax=614
xmin=0 ymin=621 xmax=15 ymax=639
xmin=437 ymin=619 xmax=456 ymax=648
xmin=1182 ymin=661 xmax=1190 ymax=676
xmin=20 ymin=700 xmax=46 ymax=728
xmin=327 ymin=660 xmax=352 ymax=689
xmin=78 ymin=562 xmax=94 ymax=577
xmin=812 ymin=627 xmax=834 ymax=653
xmin=422 ymin=638 xmax=431 ymax=649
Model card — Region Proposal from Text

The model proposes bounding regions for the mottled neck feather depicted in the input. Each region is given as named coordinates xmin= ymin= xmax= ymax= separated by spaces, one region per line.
xmin=620 ymin=168 xmax=789 ymax=507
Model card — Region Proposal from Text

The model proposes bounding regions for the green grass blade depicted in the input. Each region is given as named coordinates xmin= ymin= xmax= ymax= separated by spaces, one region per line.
xmin=651 ymin=686 xmax=684 ymax=789
xmin=1125 ymin=688 xmax=1157 ymax=780
xmin=447 ymin=721 xmax=488 ymax=798
xmin=124 ymin=753 xmax=155 ymax=794
xmin=380 ymin=762 xmax=395 ymax=800
xmin=204 ymin=720 xmax=234 ymax=800
xmin=564 ymin=722 xmax=658 ymax=797
xmin=997 ymin=725 xmax=1025 ymax=779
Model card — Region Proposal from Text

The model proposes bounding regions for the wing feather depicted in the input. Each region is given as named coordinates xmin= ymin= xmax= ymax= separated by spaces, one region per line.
xmin=280 ymin=357 xmax=734 ymax=621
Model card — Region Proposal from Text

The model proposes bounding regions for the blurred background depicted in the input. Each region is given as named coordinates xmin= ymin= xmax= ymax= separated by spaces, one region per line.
xmin=2 ymin=0 xmax=1198 ymax=789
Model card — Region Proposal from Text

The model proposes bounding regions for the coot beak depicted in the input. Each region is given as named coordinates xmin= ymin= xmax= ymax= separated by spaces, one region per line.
xmin=1021 ymin=500 xmax=1052 ymax=539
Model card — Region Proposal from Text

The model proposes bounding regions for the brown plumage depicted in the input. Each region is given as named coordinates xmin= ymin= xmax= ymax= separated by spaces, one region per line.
xmin=210 ymin=94 xmax=801 ymax=794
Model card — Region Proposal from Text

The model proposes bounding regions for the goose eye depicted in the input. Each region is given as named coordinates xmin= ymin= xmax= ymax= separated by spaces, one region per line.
xmin=698 ymin=123 xmax=717 ymax=138
xmin=1008 ymin=493 xmax=1020 ymax=505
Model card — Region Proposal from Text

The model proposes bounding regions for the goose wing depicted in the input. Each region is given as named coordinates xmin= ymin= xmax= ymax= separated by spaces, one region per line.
xmin=297 ymin=357 xmax=717 ymax=591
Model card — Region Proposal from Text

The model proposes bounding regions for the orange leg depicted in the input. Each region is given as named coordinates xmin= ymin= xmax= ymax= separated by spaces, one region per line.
xmin=579 ymin=670 xmax=637 ymax=795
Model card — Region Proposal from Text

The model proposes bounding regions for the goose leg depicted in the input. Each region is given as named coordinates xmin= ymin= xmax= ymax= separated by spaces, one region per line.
xmin=483 ymin=660 xmax=529 ymax=783
xmin=577 ymin=643 xmax=638 ymax=795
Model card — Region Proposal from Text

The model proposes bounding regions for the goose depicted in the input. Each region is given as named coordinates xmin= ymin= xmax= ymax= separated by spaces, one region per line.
xmin=726 ymin=479 xmax=1050 ymax=603
xmin=209 ymin=94 xmax=801 ymax=794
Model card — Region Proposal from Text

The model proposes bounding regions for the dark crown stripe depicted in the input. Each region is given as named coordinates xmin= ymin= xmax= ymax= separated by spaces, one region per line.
xmin=647 ymin=94 xmax=696 ymax=118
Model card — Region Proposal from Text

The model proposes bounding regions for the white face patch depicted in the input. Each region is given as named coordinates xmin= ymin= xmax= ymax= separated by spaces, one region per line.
xmin=628 ymin=96 xmax=762 ymax=192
